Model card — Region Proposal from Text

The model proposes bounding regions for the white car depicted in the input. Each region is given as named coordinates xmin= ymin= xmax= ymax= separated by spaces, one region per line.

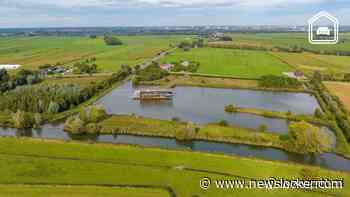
xmin=316 ymin=27 xmax=331 ymax=36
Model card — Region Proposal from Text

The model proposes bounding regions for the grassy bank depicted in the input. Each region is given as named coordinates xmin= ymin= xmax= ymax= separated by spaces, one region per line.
xmin=0 ymin=185 xmax=171 ymax=197
xmin=96 ymin=115 xmax=285 ymax=150
xmin=0 ymin=137 xmax=348 ymax=197
xmin=140 ymin=75 xmax=306 ymax=92
xmin=225 ymin=106 xmax=328 ymax=126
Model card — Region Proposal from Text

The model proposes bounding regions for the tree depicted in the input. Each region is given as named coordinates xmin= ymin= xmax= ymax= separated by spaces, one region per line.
xmin=314 ymin=108 xmax=323 ymax=119
xmin=48 ymin=102 xmax=60 ymax=114
xmin=64 ymin=117 xmax=85 ymax=134
xmin=288 ymin=121 xmax=331 ymax=154
xmin=0 ymin=69 xmax=9 ymax=83
xmin=104 ymin=36 xmax=123 ymax=46
xmin=12 ymin=110 xmax=33 ymax=129
xmin=225 ymin=105 xmax=238 ymax=113
xmin=258 ymin=124 xmax=268 ymax=132
xmin=89 ymin=105 xmax=108 ymax=123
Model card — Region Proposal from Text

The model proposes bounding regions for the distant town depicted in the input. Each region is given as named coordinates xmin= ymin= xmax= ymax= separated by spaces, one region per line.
xmin=2 ymin=25 xmax=350 ymax=37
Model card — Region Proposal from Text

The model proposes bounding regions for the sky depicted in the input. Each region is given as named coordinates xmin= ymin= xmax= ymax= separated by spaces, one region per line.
xmin=0 ymin=0 xmax=350 ymax=28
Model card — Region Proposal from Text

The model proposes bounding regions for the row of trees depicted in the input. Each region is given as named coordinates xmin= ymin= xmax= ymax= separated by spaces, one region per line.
xmin=73 ymin=58 xmax=98 ymax=74
xmin=0 ymin=69 xmax=41 ymax=93
xmin=259 ymin=75 xmax=302 ymax=89
xmin=104 ymin=35 xmax=123 ymax=46
xmin=0 ymin=65 xmax=132 ymax=115
xmin=311 ymin=72 xmax=350 ymax=141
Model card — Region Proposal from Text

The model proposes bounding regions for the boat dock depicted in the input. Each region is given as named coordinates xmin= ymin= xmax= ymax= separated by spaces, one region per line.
xmin=133 ymin=89 xmax=174 ymax=100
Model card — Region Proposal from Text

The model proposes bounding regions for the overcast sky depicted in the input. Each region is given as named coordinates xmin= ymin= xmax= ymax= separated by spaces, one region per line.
xmin=0 ymin=0 xmax=349 ymax=28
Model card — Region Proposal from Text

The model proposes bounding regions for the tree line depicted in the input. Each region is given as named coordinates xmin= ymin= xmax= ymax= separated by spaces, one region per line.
xmin=0 ymin=69 xmax=41 ymax=93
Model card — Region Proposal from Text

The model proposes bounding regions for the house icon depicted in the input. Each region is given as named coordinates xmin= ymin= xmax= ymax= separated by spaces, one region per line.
xmin=308 ymin=11 xmax=339 ymax=44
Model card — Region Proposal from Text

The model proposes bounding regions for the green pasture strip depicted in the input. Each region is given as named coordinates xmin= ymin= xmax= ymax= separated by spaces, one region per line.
xmin=160 ymin=48 xmax=293 ymax=78
xmin=0 ymin=137 xmax=348 ymax=196
xmin=0 ymin=185 xmax=171 ymax=197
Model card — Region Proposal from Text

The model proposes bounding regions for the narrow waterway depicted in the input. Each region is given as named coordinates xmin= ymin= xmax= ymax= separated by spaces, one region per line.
xmin=0 ymin=123 xmax=348 ymax=172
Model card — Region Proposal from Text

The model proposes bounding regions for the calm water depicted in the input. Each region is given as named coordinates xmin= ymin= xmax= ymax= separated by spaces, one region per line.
xmin=0 ymin=124 xmax=348 ymax=172
xmin=96 ymin=82 xmax=320 ymax=133
xmin=0 ymin=82 xmax=344 ymax=172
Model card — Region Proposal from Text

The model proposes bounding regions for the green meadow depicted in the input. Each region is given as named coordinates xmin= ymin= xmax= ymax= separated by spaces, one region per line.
xmin=0 ymin=185 xmax=170 ymax=197
xmin=0 ymin=36 xmax=186 ymax=72
xmin=271 ymin=52 xmax=350 ymax=74
xmin=162 ymin=48 xmax=293 ymax=78
xmin=0 ymin=137 xmax=348 ymax=197
xmin=229 ymin=33 xmax=350 ymax=51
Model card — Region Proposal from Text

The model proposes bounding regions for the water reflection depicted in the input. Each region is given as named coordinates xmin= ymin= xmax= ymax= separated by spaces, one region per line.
xmin=0 ymin=123 xmax=348 ymax=172
xmin=96 ymin=82 xmax=321 ymax=133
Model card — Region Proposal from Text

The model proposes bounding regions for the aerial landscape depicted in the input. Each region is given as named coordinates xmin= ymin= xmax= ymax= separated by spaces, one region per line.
xmin=1 ymin=0 xmax=350 ymax=197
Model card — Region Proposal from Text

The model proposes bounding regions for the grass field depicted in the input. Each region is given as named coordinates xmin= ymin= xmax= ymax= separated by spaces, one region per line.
xmin=325 ymin=82 xmax=350 ymax=111
xmin=0 ymin=36 xmax=187 ymax=72
xmin=161 ymin=48 xmax=293 ymax=78
xmin=43 ymin=75 xmax=109 ymax=87
xmin=0 ymin=185 xmax=170 ymax=197
xmin=228 ymin=33 xmax=350 ymax=51
xmin=271 ymin=52 xmax=350 ymax=75
xmin=0 ymin=137 xmax=348 ymax=197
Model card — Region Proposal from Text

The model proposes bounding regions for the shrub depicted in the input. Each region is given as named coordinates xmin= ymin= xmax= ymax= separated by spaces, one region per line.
xmin=48 ymin=102 xmax=60 ymax=114
xmin=89 ymin=105 xmax=108 ymax=123
xmin=34 ymin=113 xmax=42 ymax=127
xmin=218 ymin=120 xmax=229 ymax=127
xmin=258 ymin=124 xmax=268 ymax=132
xmin=104 ymin=36 xmax=123 ymax=46
xmin=86 ymin=123 xmax=101 ymax=134
xmin=225 ymin=105 xmax=238 ymax=113
xmin=12 ymin=110 xmax=34 ymax=129
xmin=314 ymin=108 xmax=323 ymax=119
xmin=279 ymin=134 xmax=290 ymax=141
xmin=300 ymin=168 xmax=319 ymax=180
xmin=175 ymin=123 xmax=197 ymax=141
xmin=288 ymin=121 xmax=331 ymax=154
xmin=64 ymin=117 xmax=85 ymax=134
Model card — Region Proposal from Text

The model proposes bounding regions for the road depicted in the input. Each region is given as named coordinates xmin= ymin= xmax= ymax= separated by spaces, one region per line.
xmin=140 ymin=47 xmax=177 ymax=69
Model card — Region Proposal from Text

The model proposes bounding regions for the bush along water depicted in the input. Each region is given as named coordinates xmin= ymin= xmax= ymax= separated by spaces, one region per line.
xmin=64 ymin=105 xmax=108 ymax=134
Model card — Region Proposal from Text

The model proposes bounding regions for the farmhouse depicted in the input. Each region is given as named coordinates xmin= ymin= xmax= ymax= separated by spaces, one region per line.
xmin=160 ymin=63 xmax=174 ymax=71
xmin=0 ymin=64 xmax=21 ymax=70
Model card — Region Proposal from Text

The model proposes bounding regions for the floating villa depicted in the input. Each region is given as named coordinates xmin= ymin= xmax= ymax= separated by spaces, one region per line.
xmin=133 ymin=89 xmax=174 ymax=100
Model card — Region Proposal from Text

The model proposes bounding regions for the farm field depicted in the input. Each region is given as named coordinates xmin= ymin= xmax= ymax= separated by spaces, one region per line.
xmin=0 ymin=185 xmax=170 ymax=197
xmin=271 ymin=52 xmax=350 ymax=74
xmin=43 ymin=75 xmax=109 ymax=87
xmin=0 ymin=36 xmax=186 ymax=72
xmin=325 ymin=81 xmax=350 ymax=111
xmin=161 ymin=48 xmax=293 ymax=78
xmin=227 ymin=33 xmax=350 ymax=51
xmin=0 ymin=137 xmax=348 ymax=197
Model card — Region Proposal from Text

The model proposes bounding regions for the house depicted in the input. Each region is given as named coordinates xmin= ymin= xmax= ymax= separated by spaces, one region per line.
xmin=0 ymin=64 xmax=21 ymax=70
xmin=209 ymin=32 xmax=225 ymax=41
xmin=181 ymin=61 xmax=190 ymax=67
xmin=160 ymin=64 xmax=174 ymax=71
xmin=283 ymin=71 xmax=306 ymax=80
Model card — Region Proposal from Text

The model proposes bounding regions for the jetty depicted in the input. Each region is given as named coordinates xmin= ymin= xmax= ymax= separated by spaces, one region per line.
xmin=133 ymin=89 xmax=174 ymax=100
